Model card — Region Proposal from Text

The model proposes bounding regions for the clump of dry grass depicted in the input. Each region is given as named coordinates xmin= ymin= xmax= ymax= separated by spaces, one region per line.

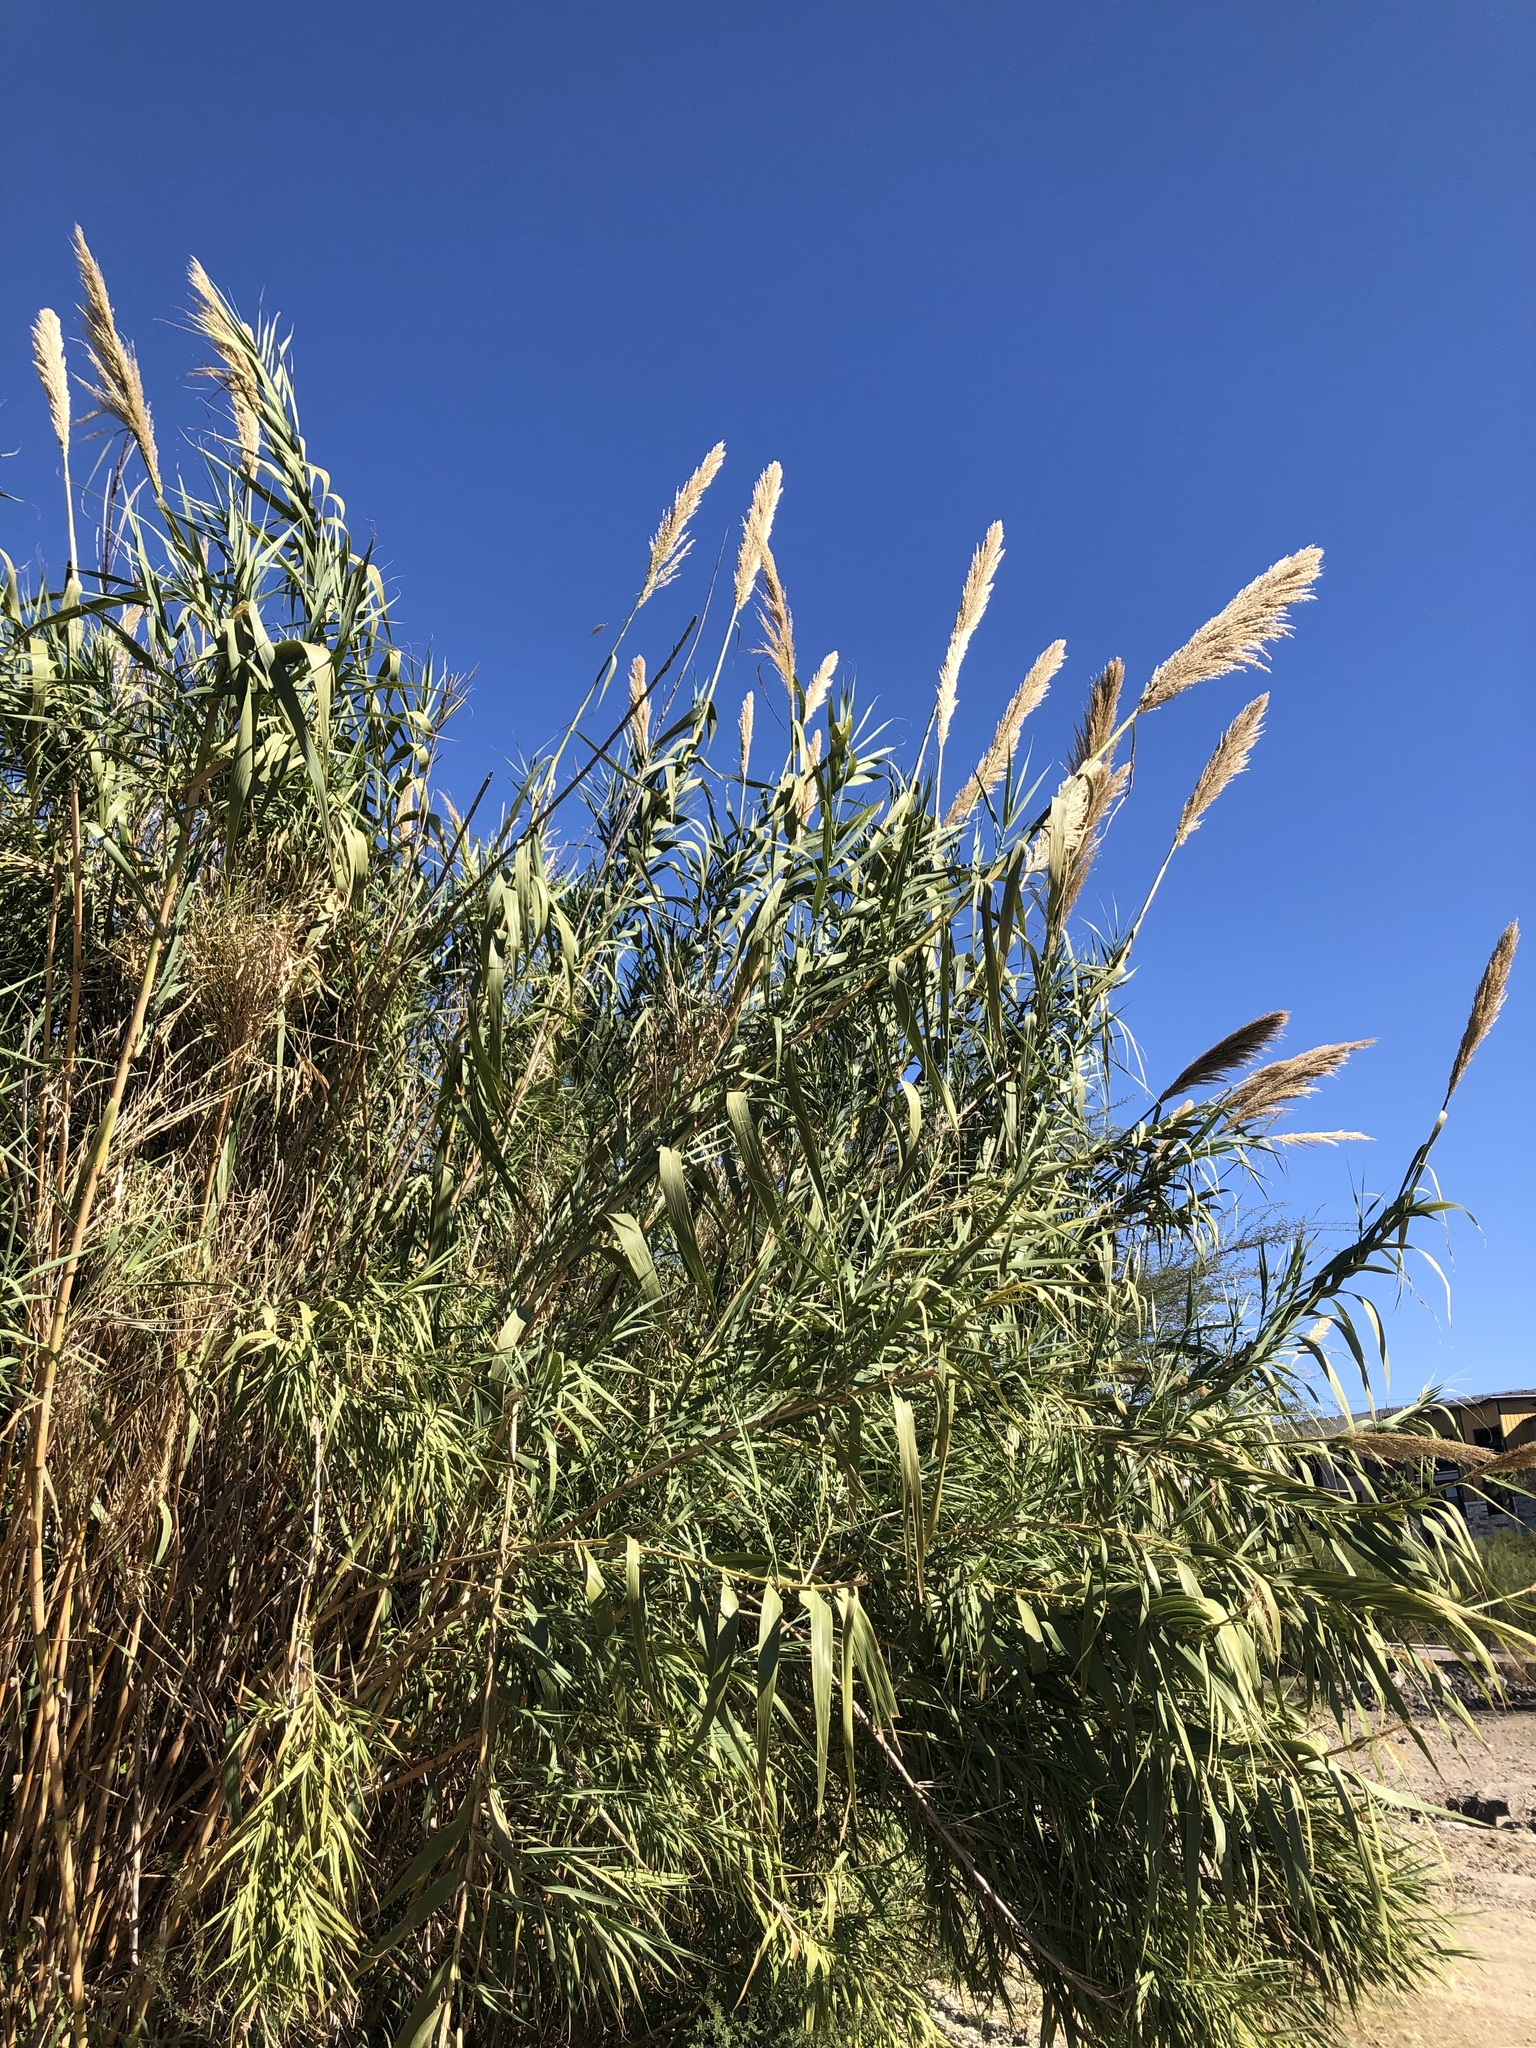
xmin=1138 ymin=548 xmax=1322 ymax=712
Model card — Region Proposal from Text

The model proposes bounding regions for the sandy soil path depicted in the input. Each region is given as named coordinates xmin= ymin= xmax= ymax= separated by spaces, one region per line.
xmin=933 ymin=1708 xmax=1536 ymax=2048
xmin=1343 ymin=1707 xmax=1536 ymax=2048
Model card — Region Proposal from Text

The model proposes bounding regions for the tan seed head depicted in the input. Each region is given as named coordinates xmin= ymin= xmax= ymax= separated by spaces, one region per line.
xmin=935 ymin=521 xmax=1004 ymax=749
xmin=946 ymin=640 xmax=1065 ymax=826
xmin=734 ymin=461 xmax=783 ymax=613
xmin=74 ymin=226 xmax=162 ymax=498
xmin=1446 ymin=921 xmax=1519 ymax=1101
xmin=641 ymin=440 xmax=725 ymax=604
xmin=628 ymin=654 xmax=650 ymax=753
xmin=1175 ymin=694 xmax=1268 ymax=845
xmin=1138 ymin=548 xmax=1321 ymax=713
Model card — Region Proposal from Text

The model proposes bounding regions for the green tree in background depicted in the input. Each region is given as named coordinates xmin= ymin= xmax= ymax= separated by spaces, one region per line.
xmin=0 ymin=243 xmax=1522 ymax=2047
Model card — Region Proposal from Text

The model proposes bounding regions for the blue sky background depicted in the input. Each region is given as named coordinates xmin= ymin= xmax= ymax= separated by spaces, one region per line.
xmin=3 ymin=1 xmax=1531 ymax=1404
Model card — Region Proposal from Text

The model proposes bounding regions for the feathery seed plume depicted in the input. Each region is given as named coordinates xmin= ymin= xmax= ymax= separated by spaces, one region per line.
xmin=1068 ymin=658 xmax=1124 ymax=773
xmin=1446 ymin=921 xmax=1519 ymax=1101
xmin=738 ymin=690 xmax=755 ymax=782
xmin=1269 ymin=1130 xmax=1372 ymax=1147
xmin=1059 ymin=759 xmax=1131 ymax=914
xmin=1138 ymin=547 xmax=1322 ymax=713
xmin=32 ymin=308 xmax=78 ymax=570
xmin=73 ymin=226 xmax=162 ymax=497
xmin=31 ymin=309 xmax=69 ymax=453
xmin=734 ymin=461 xmax=783 ymax=613
xmin=627 ymin=654 xmax=650 ymax=753
xmin=188 ymin=258 xmax=261 ymax=477
xmin=803 ymin=651 xmax=837 ymax=720
xmin=756 ymin=539 xmax=797 ymax=700
xmin=935 ymin=521 xmax=1004 ymax=748
xmin=640 ymin=440 xmax=725 ymax=604
xmin=1175 ymin=694 xmax=1268 ymax=845
xmin=945 ymin=639 xmax=1066 ymax=826
xmin=1157 ymin=1012 xmax=1289 ymax=1104
xmin=1223 ymin=1039 xmax=1372 ymax=1122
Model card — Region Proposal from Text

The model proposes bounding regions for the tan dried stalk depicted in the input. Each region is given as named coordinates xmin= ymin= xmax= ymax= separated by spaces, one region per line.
xmin=734 ymin=462 xmax=783 ymax=613
xmin=32 ymin=310 xmax=78 ymax=571
xmin=738 ymin=690 xmax=754 ymax=782
xmin=1175 ymin=694 xmax=1268 ymax=845
xmin=1224 ymin=1039 xmax=1372 ymax=1122
xmin=640 ymin=441 xmax=725 ymax=603
xmin=802 ymin=652 xmax=837 ymax=720
xmin=935 ymin=521 xmax=1003 ymax=749
xmin=1445 ymin=922 xmax=1519 ymax=1101
xmin=946 ymin=640 xmax=1065 ymax=826
xmin=73 ymin=228 xmax=162 ymax=499
xmin=1138 ymin=548 xmax=1321 ymax=712
xmin=1068 ymin=659 xmax=1123 ymax=773
xmin=756 ymin=540 xmax=796 ymax=700
xmin=188 ymin=259 xmax=261 ymax=477
xmin=627 ymin=655 xmax=650 ymax=753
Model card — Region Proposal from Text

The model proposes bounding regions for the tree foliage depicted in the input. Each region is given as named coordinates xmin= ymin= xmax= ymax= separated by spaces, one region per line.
xmin=0 ymin=249 xmax=1521 ymax=2047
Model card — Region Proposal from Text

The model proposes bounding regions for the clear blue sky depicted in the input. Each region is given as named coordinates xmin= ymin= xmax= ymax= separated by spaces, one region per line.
xmin=4 ymin=2 xmax=1531 ymax=1403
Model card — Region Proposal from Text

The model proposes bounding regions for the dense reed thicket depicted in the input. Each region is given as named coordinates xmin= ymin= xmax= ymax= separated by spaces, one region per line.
xmin=0 ymin=243 xmax=1522 ymax=2048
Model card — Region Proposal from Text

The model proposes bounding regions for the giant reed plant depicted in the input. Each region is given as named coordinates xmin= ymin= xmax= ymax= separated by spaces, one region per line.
xmin=0 ymin=244 xmax=1523 ymax=2048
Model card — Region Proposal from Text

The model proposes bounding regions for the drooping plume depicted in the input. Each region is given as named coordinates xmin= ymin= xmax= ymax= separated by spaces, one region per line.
xmin=1138 ymin=548 xmax=1322 ymax=713
xmin=188 ymin=258 xmax=262 ymax=477
xmin=1175 ymin=694 xmax=1268 ymax=845
xmin=73 ymin=226 xmax=162 ymax=498
xmin=1445 ymin=922 xmax=1519 ymax=1102
xmin=756 ymin=541 xmax=796 ymax=700
xmin=935 ymin=521 xmax=1004 ymax=749
xmin=1223 ymin=1039 xmax=1372 ymax=1122
xmin=640 ymin=441 xmax=725 ymax=604
xmin=1157 ymin=1011 xmax=1289 ymax=1104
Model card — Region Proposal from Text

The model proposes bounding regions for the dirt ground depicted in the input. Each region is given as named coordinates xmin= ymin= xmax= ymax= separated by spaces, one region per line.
xmin=931 ymin=1706 xmax=1536 ymax=2048
xmin=1342 ymin=1705 xmax=1536 ymax=2048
